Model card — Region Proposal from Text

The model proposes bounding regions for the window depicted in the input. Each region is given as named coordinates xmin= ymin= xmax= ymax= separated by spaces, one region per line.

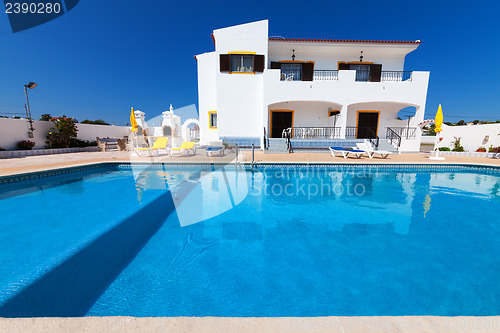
xmin=162 ymin=126 xmax=172 ymax=136
xmin=209 ymin=111 xmax=217 ymax=129
xmin=230 ymin=55 xmax=254 ymax=73
xmin=280 ymin=63 xmax=302 ymax=81
xmin=350 ymin=64 xmax=371 ymax=82
xmin=220 ymin=54 xmax=264 ymax=73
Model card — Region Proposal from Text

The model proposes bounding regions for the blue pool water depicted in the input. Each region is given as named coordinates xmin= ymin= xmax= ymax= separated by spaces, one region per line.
xmin=0 ymin=164 xmax=499 ymax=317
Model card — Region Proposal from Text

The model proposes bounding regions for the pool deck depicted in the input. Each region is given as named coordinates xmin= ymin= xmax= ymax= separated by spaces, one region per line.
xmin=1 ymin=316 xmax=499 ymax=332
xmin=1 ymin=150 xmax=499 ymax=332
xmin=0 ymin=150 xmax=499 ymax=177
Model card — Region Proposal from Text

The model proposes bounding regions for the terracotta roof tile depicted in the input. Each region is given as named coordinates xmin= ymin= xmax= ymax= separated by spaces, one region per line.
xmin=269 ymin=37 xmax=421 ymax=44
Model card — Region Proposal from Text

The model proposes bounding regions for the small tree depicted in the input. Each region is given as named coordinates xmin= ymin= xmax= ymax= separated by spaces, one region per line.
xmin=81 ymin=119 xmax=110 ymax=125
xmin=40 ymin=114 xmax=51 ymax=121
xmin=47 ymin=116 xmax=78 ymax=148
xmin=426 ymin=124 xmax=436 ymax=136
xmin=457 ymin=120 xmax=465 ymax=126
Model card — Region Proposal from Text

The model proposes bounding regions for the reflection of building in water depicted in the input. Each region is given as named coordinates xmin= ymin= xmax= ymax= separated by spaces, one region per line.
xmin=253 ymin=169 xmax=415 ymax=234
xmin=168 ymin=167 xmax=249 ymax=228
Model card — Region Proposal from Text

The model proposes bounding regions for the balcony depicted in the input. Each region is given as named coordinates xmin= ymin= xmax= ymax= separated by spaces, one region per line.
xmin=279 ymin=70 xmax=412 ymax=82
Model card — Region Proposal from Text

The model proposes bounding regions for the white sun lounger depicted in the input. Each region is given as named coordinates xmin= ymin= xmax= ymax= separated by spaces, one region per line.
xmin=329 ymin=146 xmax=366 ymax=159
xmin=356 ymin=141 xmax=392 ymax=159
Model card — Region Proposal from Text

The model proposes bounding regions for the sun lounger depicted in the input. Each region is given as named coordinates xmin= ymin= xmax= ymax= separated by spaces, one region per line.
xmin=169 ymin=141 xmax=196 ymax=156
xmin=205 ymin=146 xmax=224 ymax=157
xmin=329 ymin=146 xmax=366 ymax=159
xmin=356 ymin=141 xmax=392 ymax=159
xmin=134 ymin=137 xmax=168 ymax=157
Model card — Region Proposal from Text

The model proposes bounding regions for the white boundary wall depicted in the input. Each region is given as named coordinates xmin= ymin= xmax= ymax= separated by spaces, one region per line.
xmin=435 ymin=123 xmax=500 ymax=152
xmin=0 ymin=118 xmax=130 ymax=150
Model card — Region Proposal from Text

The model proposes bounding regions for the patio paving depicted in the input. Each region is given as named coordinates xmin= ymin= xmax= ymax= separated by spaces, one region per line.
xmin=0 ymin=150 xmax=498 ymax=177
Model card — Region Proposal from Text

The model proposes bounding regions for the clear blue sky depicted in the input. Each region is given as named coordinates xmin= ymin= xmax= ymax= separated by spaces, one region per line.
xmin=1 ymin=0 xmax=499 ymax=125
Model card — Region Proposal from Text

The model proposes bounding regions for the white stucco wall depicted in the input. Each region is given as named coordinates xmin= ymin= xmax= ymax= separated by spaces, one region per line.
xmin=197 ymin=52 xmax=219 ymax=145
xmin=434 ymin=123 xmax=500 ymax=152
xmin=268 ymin=47 xmax=409 ymax=72
xmin=0 ymin=118 xmax=130 ymax=150
xmin=214 ymin=20 xmax=268 ymax=140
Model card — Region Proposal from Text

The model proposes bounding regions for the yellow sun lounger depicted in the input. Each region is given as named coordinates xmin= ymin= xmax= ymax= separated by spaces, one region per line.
xmin=135 ymin=137 xmax=169 ymax=157
xmin=169 ymin=141 xmax=196 ymax=156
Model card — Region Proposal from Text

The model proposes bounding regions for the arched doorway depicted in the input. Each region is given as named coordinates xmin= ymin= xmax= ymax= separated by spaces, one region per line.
xmin=182 ymin=119 xmax=201 ymax=141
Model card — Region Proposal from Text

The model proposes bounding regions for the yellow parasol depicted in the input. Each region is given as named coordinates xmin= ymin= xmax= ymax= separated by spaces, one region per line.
xmin=434 ymin=104 xmax=443 ymax=133
xmin=430 ymin=104 xmax=445 ymax=160
xmin=130 ymin=107 xmax=138 ymax=133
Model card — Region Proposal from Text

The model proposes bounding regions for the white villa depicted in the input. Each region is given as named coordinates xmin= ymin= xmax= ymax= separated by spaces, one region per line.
xmin=195 ymin=20 xmax=430 ymax=152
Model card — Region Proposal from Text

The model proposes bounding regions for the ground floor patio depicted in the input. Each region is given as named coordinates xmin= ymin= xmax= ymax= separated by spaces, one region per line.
xmin=266 ymin=100 xmax=422 ymax=151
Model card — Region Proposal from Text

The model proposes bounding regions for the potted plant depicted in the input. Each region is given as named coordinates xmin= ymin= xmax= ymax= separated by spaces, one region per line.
xmin=476 ymin=147 xmax=487 ymax=152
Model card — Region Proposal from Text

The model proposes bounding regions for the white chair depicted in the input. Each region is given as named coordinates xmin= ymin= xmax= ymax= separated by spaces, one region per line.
xmin=356 ymin=140 xmax=392 ymax=159
xmin=329 ymin=147 xmax=367 ymax=159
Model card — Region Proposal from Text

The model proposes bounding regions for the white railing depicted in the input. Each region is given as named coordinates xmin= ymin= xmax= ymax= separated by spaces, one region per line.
xmin=381 ymin=71 xmax=412 ymax=82
xmin=313 ymin=70 xmax=339 ymax=81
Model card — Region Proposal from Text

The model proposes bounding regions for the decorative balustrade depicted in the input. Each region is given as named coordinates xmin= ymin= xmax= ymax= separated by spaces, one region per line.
xmin=280 ymin=70 xmax=339 ymax=81
xmin=279 ymin=69 xmax=413 ymax=82
xmin=284 ymin=127 xmax=342 ymax=139
xmin=313 ymin=70 xmax=339 ymax=81
xmin=381 ymin=71 xmax=412 ymax=82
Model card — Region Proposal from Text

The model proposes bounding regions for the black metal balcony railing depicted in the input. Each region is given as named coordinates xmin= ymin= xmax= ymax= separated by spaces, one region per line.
xmin=381 ymin=71 xmax=412 ymax=82
xmin=345 ymin=127 xmax=380 ymax=147
xmin=387 ymin=128 xmax=401 ymax=147
xmin=284 ymin=127 xmax=342 ymax=139
xmin=386 ymin=127 xmax=417 ymax=139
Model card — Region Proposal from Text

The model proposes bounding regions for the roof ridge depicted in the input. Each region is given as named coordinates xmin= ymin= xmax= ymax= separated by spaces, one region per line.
xmin=268 ymin=37 xmax=421 ymax=44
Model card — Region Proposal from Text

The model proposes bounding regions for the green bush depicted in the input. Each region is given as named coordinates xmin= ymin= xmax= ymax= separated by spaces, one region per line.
xmin=438 ymin=147 xmax=451 ymax=151
xmin=452 ymin=137 xmax=465 ymax=152
xmin=70 ymin=139 xmax=97 ymax=147
xmin=46 ymin=116 xmax=78 ymax=148
xmin=80 ymin=119 xmax=110 ymax=125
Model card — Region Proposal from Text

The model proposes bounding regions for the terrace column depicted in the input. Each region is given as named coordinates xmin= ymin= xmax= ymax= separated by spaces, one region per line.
xmin=338 ymin=105 xmax=348 ymax=139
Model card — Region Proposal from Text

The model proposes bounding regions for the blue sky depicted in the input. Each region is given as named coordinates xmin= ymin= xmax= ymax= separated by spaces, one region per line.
xmin=1 ymin=0 xmax=499 ymax=124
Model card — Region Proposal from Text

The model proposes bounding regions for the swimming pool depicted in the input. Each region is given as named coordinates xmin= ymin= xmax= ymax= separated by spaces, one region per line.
xmin=0 ymin=163 xmax=499 ymax=317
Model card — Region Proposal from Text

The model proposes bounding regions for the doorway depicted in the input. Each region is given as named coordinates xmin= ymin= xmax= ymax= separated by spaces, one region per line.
xmin=270 ymin=110 xmax=294 ymax=138
xmin=356 ymin=111 xmax=379 ymax=139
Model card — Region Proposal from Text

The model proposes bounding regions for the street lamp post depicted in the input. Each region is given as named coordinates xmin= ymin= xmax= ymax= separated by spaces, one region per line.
xmin=24 ymin=81 xmax=37 ymax=138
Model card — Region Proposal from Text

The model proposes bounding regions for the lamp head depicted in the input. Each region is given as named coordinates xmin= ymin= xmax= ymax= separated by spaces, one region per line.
xmin=26 ymin=82 xmax=37 ymax=89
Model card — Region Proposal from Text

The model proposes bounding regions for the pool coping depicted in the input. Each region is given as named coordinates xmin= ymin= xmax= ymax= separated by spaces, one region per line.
xmin=2 ymin=160 xmax=500 ymax=328
xmin=1 ymin=161 xmax=499 ymax=185
xmin=1 ymin=316 xmax=500 ymax=332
